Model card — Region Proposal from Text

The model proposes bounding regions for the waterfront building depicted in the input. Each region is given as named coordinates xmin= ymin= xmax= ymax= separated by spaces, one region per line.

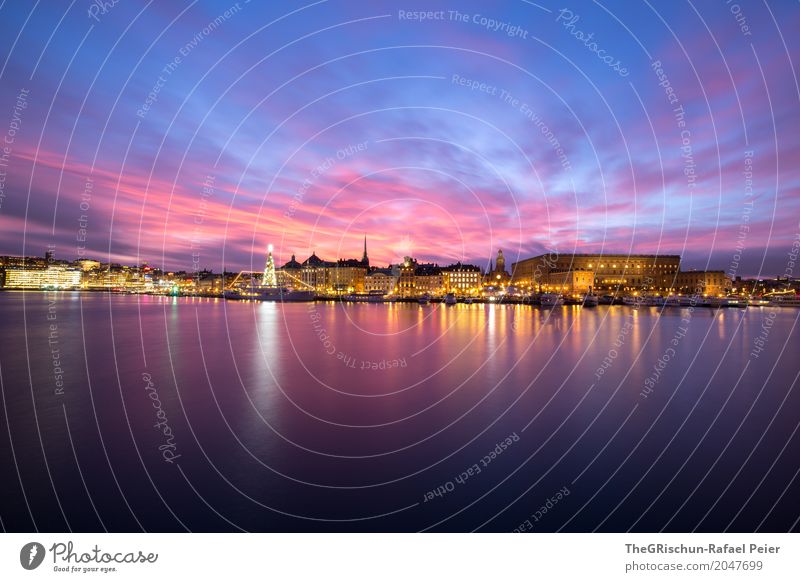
xmin=276 ymin=254 xmax=303 ymax=288
xmin=0 ymin=255 xmax=48 ymax=268
xmin=331 ymin=259 xmax=367 ymax=293
xmin=194 ymin=271 xmax=224 ymax=295
xmin=674 ymin=270 xmax=732 ymax=296
xmin=398 ymin=257 xmax=417 ymax=297
xmin=512 ymin=253 xmax=681 ymax=293
xmin=74 ymin=259 xmax=101 ymax=271
xmin=442 ymin=262 xmax=482 ymax=295
xmin=538 ymin=269 xmax=595 ymax=294
xmin=301 ymin=252 xmax=333 ymax=292
xmin=3 ymin=266 xmax=82 ymax=289
xmin=298 ymin=240 xmax=370 ymax=294
xmin=484 ymin=249 xmax=511 ymax=287
xmin=365 ymin=267 xmax=397 ymax=295
xmin=414 ymin=263 xmax=444 ymax=296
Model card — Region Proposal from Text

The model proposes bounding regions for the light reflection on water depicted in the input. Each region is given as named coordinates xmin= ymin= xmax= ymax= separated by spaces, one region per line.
xmin=1 ymin=292 xmax=798 ymax=532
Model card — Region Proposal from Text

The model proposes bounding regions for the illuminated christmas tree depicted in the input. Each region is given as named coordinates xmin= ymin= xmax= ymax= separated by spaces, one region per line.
xmin=261 ymin=244 xmax=277 ymax=287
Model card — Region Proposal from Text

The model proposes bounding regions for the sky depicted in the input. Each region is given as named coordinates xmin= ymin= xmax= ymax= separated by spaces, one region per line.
xmin=0 ymin=0 xmax=798 ymax=277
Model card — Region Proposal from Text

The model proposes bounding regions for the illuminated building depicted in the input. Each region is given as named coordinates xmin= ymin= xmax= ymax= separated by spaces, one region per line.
xmin=276 ymin=254 xmax=303 ymax=288
xmin=299 ymin=239 xmax=370 ymax=294
xmin=75 ymin=259 xmax=101 ymax=271
xmin=674 ymin=270 xmax=732 ymax=296
xmin=3 ymin=266 xmax=82 ymax=289
xmin=442 ymin=262 xmax=481 ymax=295
xmin=538 ymin=270 xmax=595 ymax=294
xmin=331 ymin=259 xmax=367 ymax=293
xmin=512 ymin=253 xmax=681 ymax=293
xmin=484 ymin=249 xmax=510 ymax=286
xmin=414 ymin=263 xmax=443 ymax=296
xmin=1 ymin=255 xmax=48 ymax=268
xmin=301 ymin=252 xmax=332 ymax=292
xmin=365 ymin=268 xmax=397 ymax=295
xmin=398 ymin=257 xmax=416 ymax=297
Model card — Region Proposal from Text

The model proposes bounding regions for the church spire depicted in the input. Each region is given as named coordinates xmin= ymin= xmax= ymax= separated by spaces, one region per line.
xmin=361 ymin=234 xmax=369 ymax=266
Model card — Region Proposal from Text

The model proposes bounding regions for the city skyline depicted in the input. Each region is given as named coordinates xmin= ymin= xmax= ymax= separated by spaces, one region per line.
xmin=0 ymin=1 xmax=797 ymax=278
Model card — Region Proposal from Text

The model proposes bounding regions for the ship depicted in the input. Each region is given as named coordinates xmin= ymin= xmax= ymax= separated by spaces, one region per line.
xmin=539 ymin=293 xmax=563 ymax=307
xmin=224 ymin=286 xmax=315 ymax=302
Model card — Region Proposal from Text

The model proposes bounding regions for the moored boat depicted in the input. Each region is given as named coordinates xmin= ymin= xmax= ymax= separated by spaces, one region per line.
xmin=582 ymin=294 xmax=599 ymax=307
xmin=225 ymin=286 xmax=315 ymax=302
xmin=769 ymin=294 xmax=800 ymax=307
xmin=539 ymin=293 xmax=563 ymax=307
xmin=644 ymin=295 xmax=665 ymax=307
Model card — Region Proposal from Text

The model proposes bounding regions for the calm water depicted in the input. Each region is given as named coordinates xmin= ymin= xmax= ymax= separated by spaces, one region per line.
xmin=1 ymin=291 xmax=798 ymax=532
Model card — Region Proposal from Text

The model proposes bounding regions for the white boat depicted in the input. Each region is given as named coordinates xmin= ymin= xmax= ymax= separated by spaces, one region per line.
xmin=444 ymin=293 xmax=457 ymax=305
xmin=769 ymin=294 xmax=800 ymax=307
xmin=582 ymin=294 xmax=599 ymax=307
xmin=622 ymin=296 xmax=641 ymax=306
xmin=664 ymin=296 xmax=681 ymax=307
xmin=539 ymin=293 xmax=563 ymax=307
xmin=749 ymin=297 xmax=770 ymax=307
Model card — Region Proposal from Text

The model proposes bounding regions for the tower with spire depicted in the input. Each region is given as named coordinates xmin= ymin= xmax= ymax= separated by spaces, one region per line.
xmin=484 ymin=249 xmax=510 ymax=286
xmin=361 ymin=234 xmax=369 ymax=268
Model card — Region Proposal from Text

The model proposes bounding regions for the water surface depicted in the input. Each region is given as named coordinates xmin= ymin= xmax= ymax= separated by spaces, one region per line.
xmin=1 ymin=291 xmax=798 ymax=532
